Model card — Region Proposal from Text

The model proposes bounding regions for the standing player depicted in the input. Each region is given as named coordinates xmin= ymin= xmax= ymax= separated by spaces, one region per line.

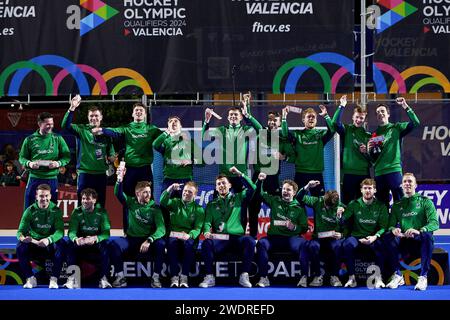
xmin=202 ymin=93 xmax=262 ymax=193
xmin=340 ymin=179 xmax=388 ymax=288
xmin=296 ymin=180 xmax=345 ymax=287
xmin=19 ymin=112 xmax=70 ymax=209
xmin=254 ymin=173 xmax=308 ymax=288
xmin=368 ymin=97 xmax=420 ymax=207
xmin=199 ymin=167 xmax=256 ymax=288
xmin=92 ymin=103 xmax=162 ymax=228
xmin=16 ymin=184 xmax=65 ymax=289
xmin=153 ymin=116 xmax=198 ymax=194
xmin=281 ymin=105 xmax=335 ymax=196
xmin=160 ymin=182 xmax=205 ymax=288
xmin=61 ymin=95 xmax=116 ymax=207
xmin=248 ymin=111 xmax=295 ymax=237
xmin=109 ymin=165 xmax=166 ymax=288
xmin=64 ymin=188 xmax=112 ymax=289
xmin=332 ymin=95 xmax=372 ymax=204
xmin=385 ymin=173 xmax=439 ymax=291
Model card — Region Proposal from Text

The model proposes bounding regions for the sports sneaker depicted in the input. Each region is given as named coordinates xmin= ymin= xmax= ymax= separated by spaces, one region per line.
xmin=414 ymin=276 xmax=427 ymax=291
xmin=99 ymin=276 xmax=112 ymax=289
xmin=309 ymin=275 xmax=324 ymax=287
xmin=63 ymin=275 xmax=79 ymax=289
xmin=256 ymin=276 xmax=270 ymax=288
xmin=297 ymin=275 xmax=308 ymax=288
xmin=23 ymin=276 xmax=37 ymax=289
xmin=374 ymin=276 xmax=386 ymax=289
xmin=112 ymin=274 xmax=127 ymax=288
xmin=179 ymin=275 xmax=189 ymax=288
xmin=170 ymin=276 xmax=180 ymax=288
xmin=151 ymin=273 xmax=162 ymax=288
xmin=49 ymin=276 xmax=59 ymax=289
xmin=238 ymin=272 xmax=252 ymax=288
xmin=199 ymin=274 xmax=215 ymax=288
xmin=330 ymin=276 xmax=343 ymax=287
xmin=344 ymin=275 xmax=357 ymax=288
xmin=386 ymin=273 xmax=405 ymax=289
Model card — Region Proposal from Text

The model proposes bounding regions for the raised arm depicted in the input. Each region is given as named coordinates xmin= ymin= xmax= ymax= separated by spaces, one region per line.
xmin=331 ymin=95 xmax=347 ymax=135
xmin=396 ymin=97 xmax=420 ymax=137
xmin=61 ymin=94 xmax=82 ymax=135
xmin=318 ymin=104 xmax=336 ymax=144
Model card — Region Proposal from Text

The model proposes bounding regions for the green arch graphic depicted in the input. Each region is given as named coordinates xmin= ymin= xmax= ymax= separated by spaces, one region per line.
xmin=0 ymin=61 xmax=53 ymax=96
xmin=111 ymin=79 xmax=140 ymax=95
xmin=410 ymin=77 xmax=441 ymax=93
xmin=272 ymin=58 xmax=331 ymax=94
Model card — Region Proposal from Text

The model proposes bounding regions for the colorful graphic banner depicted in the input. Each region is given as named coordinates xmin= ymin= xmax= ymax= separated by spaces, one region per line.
xmin=373 ymin=1 xmax=450 ymax=94
xmin=0 ymin=0 xmax=354 ymax=95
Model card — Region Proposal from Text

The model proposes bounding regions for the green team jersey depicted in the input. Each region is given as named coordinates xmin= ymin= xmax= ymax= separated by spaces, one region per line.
xmin=297 ymin=189 xmax=343 ymax=238
xmin=114 ymin=182 xmax=165 ymax=241
xmin=152 ymin=132 xmax=195 ymax=180
xmin=104 ymin=122 xmax=162 ymax=167
xmin=62 ymin=111 xmax=115 ymax=174
xmin=202 ymin=174 xmax=255 ymax=235
xmin=372 ymin=109 xmax=420 ymax=176
xmin=332 ymin=106 xmax=372 ymax=175
xmin=389 ymin=193 xmax=439 ymax=233
xmin=202 ymin=115 xmax=262 ymax=176
xmin=19 ymin=130 xmax=70 ymax=179
xmin=68 ymin=205 xmax=111 ymax=242
xmin=17 ymin=202 xmax=64 ymax=244
xmin=258 ymin=183 xmax=308 ymax=236
xmin=281 ymin=115 xmax=335 ymax=173
xmin=343 ymin=198 xmax=388 ymax=238
xmin=160 ymin=190 xmax=205 ymax=239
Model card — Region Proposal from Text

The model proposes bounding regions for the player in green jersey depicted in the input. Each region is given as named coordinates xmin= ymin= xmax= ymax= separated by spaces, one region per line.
xmin=385 ymin=173 xmax=439 ymax=291
xmin=296 ymin=180 xmax=346 ymax=287
xmin=19 ymin=112 xmax=70 ymax=209
xmin=281 ymin=104 xmax=335 ymax=197
xmin=202 ymin=93 xmax=262 ymax=193
xmin=62 ymin=95 xmax=116 ymax=207
xmin=153 ymin=116 xmax=199 ymax=196
xmin=254 ymin=173 xmax=309 ymax=288
xmin=109 ymin=165 xmax=166 ymax=288
xmin=340 ymin=179 xmax=389 ymax=288
xmin=248 ymin=110 xmax=295 ymax=237
xmin=64 ymin=188 xmax=113 ymax=289
xmin=368 ymin=97 xmax=420 ymax=208
xmin=92 ymin=103 xmax=162 ymax=229
xmin=160 ymin=181 xmax=205 ymax=288
xmin=332 ymin=95 xmax=372 ymax=204
xmin=17 ymin=184 xmax=65 ymax=289
xmin=199 ymin=166 xmax=256 ymax=288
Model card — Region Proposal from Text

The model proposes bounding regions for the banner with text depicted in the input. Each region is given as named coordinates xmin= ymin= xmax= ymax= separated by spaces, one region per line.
xmin=0 ymin=0 xmax=354 ymax=95
xmin=372 ymin=0 xmax=450 ymax=94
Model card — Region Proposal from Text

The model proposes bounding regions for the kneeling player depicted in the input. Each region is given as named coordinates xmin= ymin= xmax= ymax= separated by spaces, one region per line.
xmin=255 ymin=174 xmax=308 ymax=288
xmin=17 ymin=184 xmax=65 ymax=289
xmin=296 ymin=181 xmax=345 ymax=287
xmin=385 ymin=173 xmax=439 ymax=291
xmin=199 ymin=167 xmax=256 ymax=288
xmin=341 ymin=179 xmax=388 ymax=288
xmin=109 ymin=166 xmax=166 ymax=288
xmin=64 ymin=188 xmax=112 ymax=289
xmin=160 ymin=182 xmax=205 ymax=288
